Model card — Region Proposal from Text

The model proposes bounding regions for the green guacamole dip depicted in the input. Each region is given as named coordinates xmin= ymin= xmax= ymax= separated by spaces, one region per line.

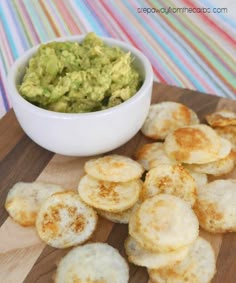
xmin=19 ymin=33 xmax=142 ymax=113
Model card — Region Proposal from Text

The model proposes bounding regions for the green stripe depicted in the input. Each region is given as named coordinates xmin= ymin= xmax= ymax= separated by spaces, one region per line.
xmin=151 ymin=0 xmax=234 ymax=83
xmin=169 ymin=0 xmax=235 ymax=71
xmin=66 ymin=2 xmax=87 ymax=34
xmin=49 ymin=0 xmax=71 ymax=35
xmin=33 ymin=0 xmax=56 ymax=39
xmin=13 ymin=0 xmax=33 ymax=46
xmin=23 ymin=0 xmax=47 ymax=41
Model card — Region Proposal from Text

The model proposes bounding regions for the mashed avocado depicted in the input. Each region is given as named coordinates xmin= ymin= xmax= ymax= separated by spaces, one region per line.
xmin=19 ymin=33 xmax=142 ymax=113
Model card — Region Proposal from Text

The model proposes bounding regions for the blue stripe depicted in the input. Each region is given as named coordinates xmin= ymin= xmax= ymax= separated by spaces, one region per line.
xmin=108 ymin=1 xmax=180 ymax=85
xmin=203 ymin=0 xmax=236 ymax=29
xmin=157 ymin=0 xmax=235 ymax=98
xmin=144 ymin=0 xmax=233 ymax=98
xmin=0 ymin=2 xmax=19 ymax=59
xmin=74 ymin=0 xmax=109 ymax=36
xmin=33 ymin=0 xmax=55 ymax=39
xmin=158 ymin=19 xmax=233 ymax=98
xmin=124 ymin=0 xmax=206 ymax=90
xmin=46 ymin=0 xmax=70 ymax=35
xmin=0 ymin=46 xmax=10 ymax=111
xmin=23 ymin=0 xmax=49 ymax=42
xmin=7 ymin=0 xmax=30 ymax=50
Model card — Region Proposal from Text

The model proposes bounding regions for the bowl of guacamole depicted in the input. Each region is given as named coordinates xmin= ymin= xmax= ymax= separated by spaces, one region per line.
xmin=8 ymin=33 xmax=153 ymax=156
xmin=19 ymin=33 xmax=143 ymax=113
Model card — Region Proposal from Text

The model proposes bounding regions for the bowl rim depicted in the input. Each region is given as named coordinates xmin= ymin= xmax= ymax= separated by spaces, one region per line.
xmin=8 ymin=34 xmax=153 ymax=118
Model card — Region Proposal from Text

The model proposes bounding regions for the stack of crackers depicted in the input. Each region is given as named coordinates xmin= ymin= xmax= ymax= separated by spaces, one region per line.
xmin=132 ymin=102 xmax=236 ymax=282
xmin=78 ymin=155 xmax=144 ymax=224
xmin=4 ymin=102 xmax=236 ymax=283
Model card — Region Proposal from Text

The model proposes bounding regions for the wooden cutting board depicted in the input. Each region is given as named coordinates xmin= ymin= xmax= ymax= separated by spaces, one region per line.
xmin=0 ymin=82 xmax=235 ymax=283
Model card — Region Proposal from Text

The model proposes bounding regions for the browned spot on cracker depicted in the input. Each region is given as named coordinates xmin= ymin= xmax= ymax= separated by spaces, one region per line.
xmin=71 ymin=214 xmax=86 ymax=233
xmin=174 ymin=128 xmax=208 ymax=150
xmin=18 ymin=211 xmax=37 ymax=226
xmin=206 ymin=111 xmax=236 ymax=127
xmin=156 ymin=176 xmax=172 ymax=189
xmin=135 ymin=143 xmax=155 ymax=159
xmin=42 ymin=212 xmax=59 ymax=236
xmin=98 ymin=182 xmax=119 ymax=201
xmin=173 ymin=105 xmax=191 ymax=124
xmin=172 ymin=150 xmax=190 ymax=162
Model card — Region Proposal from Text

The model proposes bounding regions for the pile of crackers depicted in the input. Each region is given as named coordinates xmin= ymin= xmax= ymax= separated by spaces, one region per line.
xmin=4 ymin=102 xmax=236 ymax=283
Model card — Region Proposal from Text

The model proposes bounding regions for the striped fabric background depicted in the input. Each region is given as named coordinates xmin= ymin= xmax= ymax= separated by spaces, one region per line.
xmin=0 ymin=0 xmax=235 ymax=118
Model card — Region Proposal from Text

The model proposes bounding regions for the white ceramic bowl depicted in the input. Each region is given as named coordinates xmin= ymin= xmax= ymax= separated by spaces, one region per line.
xmin=8 ymin=35 xmax=153 ymax=156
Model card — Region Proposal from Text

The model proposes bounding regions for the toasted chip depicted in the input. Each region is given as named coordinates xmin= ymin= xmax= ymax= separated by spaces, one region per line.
xmin=141 ymin=102 xmax=199 ymax=140
xmin=97 ymin=201 xmax=140 ymax=224
xmin=135 ymin=142 xmax=177 ymax=170
xmin=78 ymin=175 xmax=142 ymax=213
xmin=194 ymin=179 xmax=236 ymax=233
xmin=206 ymin=110 xmax=236 ymax=127
xmin=129 ymin=194 xmax=199 ymax=252
xmin=164 ymin=124 xmax=231 ymax=164
xmin=186 ymin=150 xmax=236 ymax=176
xmin=148 ymin=237 xmax=216 ymax=283
xmin=214 ymin=125 xmax=236 ymax=151
xmin=142 ymin=164 xmax=197 ymax=206
xmin=55 ymin=243 xmax=129 ymax=283
xmin=125 ymin=236 xmax=189 ymax=269
xmin=5 ymin=182 xmax=65 ymax=226
xmin=36 ymin=191 xmax=97 ymax=248
xmin=85 ymin=154 xmax=144 ymax=182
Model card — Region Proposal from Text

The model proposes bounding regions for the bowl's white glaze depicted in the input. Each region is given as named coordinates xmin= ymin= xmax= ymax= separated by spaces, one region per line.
xmin=8 ymin=35 xmax=153 ymax=156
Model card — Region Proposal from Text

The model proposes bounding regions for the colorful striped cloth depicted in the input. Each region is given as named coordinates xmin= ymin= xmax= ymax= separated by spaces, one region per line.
xmin=0 ymin=0 xmax=235 ymax=118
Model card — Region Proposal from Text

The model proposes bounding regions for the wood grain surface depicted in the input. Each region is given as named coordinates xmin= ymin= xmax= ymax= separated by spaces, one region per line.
xmin=0 ymin=82 xmax=235 ymax=283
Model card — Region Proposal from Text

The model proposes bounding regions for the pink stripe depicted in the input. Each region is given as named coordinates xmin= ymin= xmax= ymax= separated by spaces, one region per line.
xmin=55 ymin=0 xmax=81 ymax=35
xmin=46 ymin=0 xmax=69 ymax=35
xmin=87 ymin=0 xmax=128 ymax=41
xmin=158 ymin=0 xmax=234 ymax=75
xmin=100 ymin=0 xmax=170 ymax=83
xmin=18 ymin=0 xmax=40 ymax=44
xmin=0 ymin=22 xmax=13 ymax=66
xmin=183 ymin=0 xmax=235 ymax=45
xmin=130 ymin=0 xmax=215 ymax=92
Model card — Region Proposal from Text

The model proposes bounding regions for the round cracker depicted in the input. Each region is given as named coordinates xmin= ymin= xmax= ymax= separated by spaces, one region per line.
xmin=85 ymin=154 xmax=144 ymax=182
xmin=214 ymin=125 xmax=236 ymax=151
xmin=36 ymin=191 xmax=97 ymax=248
xmin=78 ymin=175 xmax=142 ymax=212
xmin=164 ymin=124 xmax=231 ymax=164
xmin=125 ymin=236 xmax=189 ymax=269
xmin=129 ymin=194 xmax=199 ymax=252
xmin=186 ymin=150 xmax=236 ymax=176
xmin=55 ymin=242 xmax=129 ymax=283
xmin=194 ymin=179 xmax=236 ymax=233
xmin=97 ymin=201 xmax=140 ymax=224
xmin=148 ymin=237 xmax=216 ymax=283
xmin=5 ymin=182 xmax=65 ymax=226
xmin=206 ymin=110 xmax=236 ymax=127
xmin=143 ymin=164 xmax=197 ymax=206
xmin=135 ymin=142 xmax=177 ymax=170
xmin=141 ymin=102 xmax=199 ymax=140
xmin=217 ymin=137 xmax=233 ymax=159
xmin=185 ymin=169 xmax=208 ymax=189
